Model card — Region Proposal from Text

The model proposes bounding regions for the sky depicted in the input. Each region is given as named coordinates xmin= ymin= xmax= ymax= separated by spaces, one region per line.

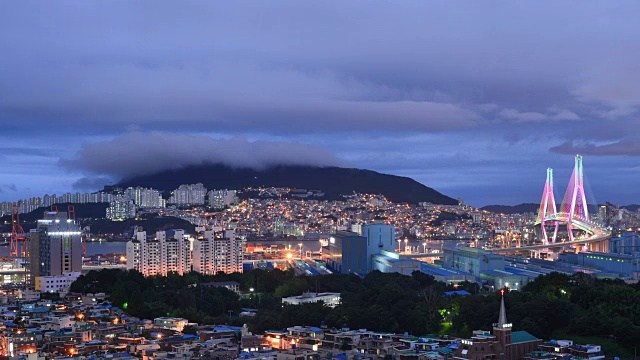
xmin=1 ymin=2 xmax=640 ymax=206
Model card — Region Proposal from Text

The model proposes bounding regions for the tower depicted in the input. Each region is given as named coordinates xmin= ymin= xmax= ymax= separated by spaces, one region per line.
xmin=29 ymin=211 xmax=83 ymax=284
xmin=493 ymin=290 xmax=512 ymax=346
xmin=560 ymin=155 xmax=590 ymax=242
xmin=536 ymin=168 xmax=559 ymax=244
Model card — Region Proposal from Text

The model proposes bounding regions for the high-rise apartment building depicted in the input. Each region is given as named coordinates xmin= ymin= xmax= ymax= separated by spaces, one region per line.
xmin=193 ymin=228 xmax=244 ymax=275
xmin=106 ymin=195 xmax=136 ymax=220
xmin=125 ymin=187 xmax=165 ymax=208
xmin=126 ymin=229 xmax=190 ymax=276
xmin=169 ymin=183 xmax=207 ymax=206
xmin=207 ymin=189 xmax=238 ymax=209
xmin=29 ymin=211 xmax=83 ymax=284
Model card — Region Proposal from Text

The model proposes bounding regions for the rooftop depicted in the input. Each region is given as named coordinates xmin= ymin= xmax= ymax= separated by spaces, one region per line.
xmin=512 ymin=331 xmax=539 ymax=344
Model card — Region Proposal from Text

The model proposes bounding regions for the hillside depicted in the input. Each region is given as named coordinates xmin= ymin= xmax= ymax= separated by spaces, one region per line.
xmin=481 ymin=203 xmax=540 ymax=214
xmin=0 ymin=203 xmax=109 ymax=232
xmin=110 ymin=164 xmax=457 ymax=205
xmin=0 ymin=204 xmax=194 ymax=235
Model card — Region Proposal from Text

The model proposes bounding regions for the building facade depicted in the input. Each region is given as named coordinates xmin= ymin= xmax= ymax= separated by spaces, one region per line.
xmin=106 ymin=195 xmax=136 ymax=220
xmin=192 ymin=228 xmax=244 ymax=274
xmin=126 ymin=229 xmax=190 ymax=276
xmin=29 ymin=211 xmax=83 ymax=284
xmin=124 ymin=187 xmax=165 ymax=208
xmin=169 ymin=183 xmax=207 ymax=206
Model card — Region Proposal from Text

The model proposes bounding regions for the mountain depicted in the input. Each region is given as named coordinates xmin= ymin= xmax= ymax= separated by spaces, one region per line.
xmin=481 ymin=203 xmax=540 ymax=214
xmin=111 ymin=164 xmax=457 ymax=205
xmin=0 ymin=203 xmax=109 ymax=233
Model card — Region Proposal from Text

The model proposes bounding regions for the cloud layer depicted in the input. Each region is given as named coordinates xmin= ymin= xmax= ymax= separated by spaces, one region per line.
xmin=61 ymin=132 xmax=343 ymax=180
xmin=1 ymin=2 xmax=640 ymax=204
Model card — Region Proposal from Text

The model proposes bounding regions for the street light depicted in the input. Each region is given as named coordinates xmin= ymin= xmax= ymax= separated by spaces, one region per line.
xmin=423 ymin=242 xmax=427 ymax=253
xmin=397 ymin=239 xmax=401 ymax=252
xmin=404 ymin=238 xmax=408 ymax=253
xmin=298 ymin=243 xmax=303 ymax=259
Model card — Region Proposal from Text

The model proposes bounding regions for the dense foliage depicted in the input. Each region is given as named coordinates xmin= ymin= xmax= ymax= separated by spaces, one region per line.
xmin=70 ymin=270 xmax=640 ymax=352
xmin=70 ymin=269 xmax=448 ymax=334
xmin=449 ymin=272 xmax=640 ymax=351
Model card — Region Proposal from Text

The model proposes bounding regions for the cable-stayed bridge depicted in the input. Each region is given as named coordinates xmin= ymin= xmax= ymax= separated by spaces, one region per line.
xmin=488 ymin=155 xmax=611 ymax=253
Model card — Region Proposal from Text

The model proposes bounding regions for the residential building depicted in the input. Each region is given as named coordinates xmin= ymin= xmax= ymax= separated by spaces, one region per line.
xmin=35 ymin=272 xmax=81 ymax=293
xmin=208 ymin=189 xmax=238 ymax=209
xmin=106 ymin=195 xmax=136 ymax=220
xmin=193 ymin=228 xmax=244 ymax=274
xmin=169 ymin=183 xmax=207 ymax=206
xmin=153 ymin=317 xmax=188 ymax=332
xmin=124 ymin=187 xmax=165 ymax=208
xmin=125 ymin=229 xmax=190 ymax=277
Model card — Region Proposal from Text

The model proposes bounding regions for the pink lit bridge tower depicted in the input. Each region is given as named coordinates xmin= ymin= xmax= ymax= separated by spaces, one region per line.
xmin=536 ymin=168 xmax=559 ymax=244
xmin=560 ymin=155 xmax=590 ymax=242
xmin=535 ymin=155 xmax=594 ymax=245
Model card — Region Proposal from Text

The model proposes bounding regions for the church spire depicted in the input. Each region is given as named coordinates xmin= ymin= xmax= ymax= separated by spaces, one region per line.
xmin=493 ymin=289 xmax=512 ymax=330
xmin=498 ymin=289 xmax=508 ymax=326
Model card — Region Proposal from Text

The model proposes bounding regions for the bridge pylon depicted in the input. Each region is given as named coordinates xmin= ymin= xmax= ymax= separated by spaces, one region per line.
xmin=536 ymin=168 xmax=559 ymax=244
xmin=560 ymin=155 xmax=590 ymax=242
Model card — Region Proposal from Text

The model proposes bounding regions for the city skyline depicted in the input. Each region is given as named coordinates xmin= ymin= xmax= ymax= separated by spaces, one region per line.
xmin=2 ymin=2 xmax=640 ymax=206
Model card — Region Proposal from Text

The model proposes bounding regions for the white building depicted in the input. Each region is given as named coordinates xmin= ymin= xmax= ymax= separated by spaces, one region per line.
xmin=208 ymin=189 xmax=238 ymax=209
xmin=106 ymin=195 xmax=136 ymax=220
xmin=126 ymin=230 xmax=190 ymax=277
xmin=169 ymin=183 xmax=207 ymax=206
xmin=125 ymin=187 xmax=165 ymax=208
xmin=35 ymin=271 xmax=81 ymax=293
xmin=281 ymin=292 xmax=341 ymax=308
xmin=153 ymin=317 xmax=189 ymax=332
xmin=193 ymin=228 xmax=244 ymax=275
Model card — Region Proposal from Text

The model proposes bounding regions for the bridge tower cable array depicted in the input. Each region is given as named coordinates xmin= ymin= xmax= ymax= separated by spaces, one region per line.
xmin=560 ymin=155 xmax=590 ymax=242
xmin=536 ymin=168 xmax=559 ymax=244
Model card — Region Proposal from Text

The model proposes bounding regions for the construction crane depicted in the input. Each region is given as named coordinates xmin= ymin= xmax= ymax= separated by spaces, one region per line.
xmin=10 ymin=205 xmax=28 ymax=257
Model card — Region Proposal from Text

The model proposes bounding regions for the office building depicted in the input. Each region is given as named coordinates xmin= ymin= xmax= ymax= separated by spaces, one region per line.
xmin=126 ymin=229 xmax=190 ymax=276
xmin=29 ymin=211 xmax=83 ymax=284
xmin=192 ymin=228 xmax=244 ymax=275
xmin=106 ymin=195 xmax=136 ymax=220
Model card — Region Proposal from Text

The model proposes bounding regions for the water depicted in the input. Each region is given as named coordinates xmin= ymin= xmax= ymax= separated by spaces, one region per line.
xmin=0 ymin=241 xmax=126 ymax=257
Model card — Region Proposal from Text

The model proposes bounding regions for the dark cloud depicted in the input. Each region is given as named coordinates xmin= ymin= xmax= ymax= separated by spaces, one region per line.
xmin=61 ymin=132 xmax=343 ymax=179
xmin=0 ymin=184 xmax=17 ymax=193
xmin=72 ymin=176 xmax=115 ymax=191
xmin=551 ymin=139 xmax=640 ymax=156
xmin=1 ymin=2 xmax=640 ymax=204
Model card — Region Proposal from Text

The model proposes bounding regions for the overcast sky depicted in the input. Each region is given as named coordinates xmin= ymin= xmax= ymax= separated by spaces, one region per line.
xmin=1 ymin=2 xmax=640 ymax=206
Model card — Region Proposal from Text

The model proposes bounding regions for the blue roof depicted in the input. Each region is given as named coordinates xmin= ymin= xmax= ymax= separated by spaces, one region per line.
xmin=333 ymin=354 xmax=348 ymax=360
xmin=183 ymin=334 xmax=198 ymax=339
xmin=444 ymin=290 xmax=471 ymax=296
xmin=309 ymin=327 xmax=323 ymax=332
